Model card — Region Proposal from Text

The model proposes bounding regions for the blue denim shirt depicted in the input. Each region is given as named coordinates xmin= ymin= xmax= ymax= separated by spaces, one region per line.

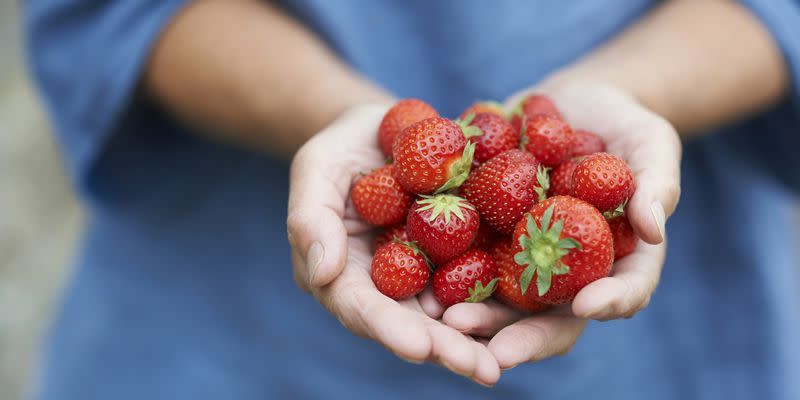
xmin=24 ymin=1 xmax=800 ymax=398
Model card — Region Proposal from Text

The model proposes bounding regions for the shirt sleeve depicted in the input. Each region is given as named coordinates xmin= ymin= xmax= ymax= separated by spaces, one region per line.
xmin=741 ymin=0 xmax=800 ymax=104
xmin=726 ymin=0 xmax=800 ymax=191
xmin=23 ymin=0 xmax=188 ymax=185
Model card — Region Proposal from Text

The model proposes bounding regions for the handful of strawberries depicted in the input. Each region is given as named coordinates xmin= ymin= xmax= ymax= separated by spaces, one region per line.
xmin=351 ymin=96 xmax=637 ymax=312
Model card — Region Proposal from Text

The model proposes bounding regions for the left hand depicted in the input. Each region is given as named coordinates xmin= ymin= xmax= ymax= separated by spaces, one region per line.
xmin=439 ymin=81 xmax=682 ymax=369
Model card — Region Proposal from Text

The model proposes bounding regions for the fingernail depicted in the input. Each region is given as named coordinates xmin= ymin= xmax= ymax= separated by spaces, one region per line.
xmin=650 ymin=202 xmax=666 ymax=243
xmin=307 ymin=242 xmax=324 ymax=285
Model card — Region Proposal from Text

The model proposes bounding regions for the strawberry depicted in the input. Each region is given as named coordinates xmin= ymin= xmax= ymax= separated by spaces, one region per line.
xmin=520 ymin=114 xmax=574 ymax=167
xmin=457 ymin=113 xmax=520 ymax=164
xmin=378 ymin=99 xmax=438 ymax=158
xmin=549 ymin=157 xmax=581 ymax=197
xmin=462 ymin=149 xmax=548 ymax=234
xmin=510 ymin=94 xmax=562 ymax=133
xmin=406 ymin=194 xmax=479 ymax=265
xmin=570 ymin=129 xmax=606 ymax=157
xmin=459 ymin=101 xmax=506 ymax=120
xmin=489 ymin=239 xmax=550 ymax=313
xmin=433 ymin=249 xmax=499 ymax=308
xmin=393 ymin=117 xmax=475 ymax=194
xmin=471 ymin=222 xmax=500 ymax=251
xmin=351 ymin=164 xmax=414 ymax=227
xmin=513 ymin=196 xmax=613 ymax=304
xmin=373 ymin=224 xmax=408 ymax=250
xmin=371 ymin=240 xmax=431 ymax=300
xmin=608 ymin=215 xmax=636 ymax=260
xmin=571 ymin=152 xmax=635 ymax=212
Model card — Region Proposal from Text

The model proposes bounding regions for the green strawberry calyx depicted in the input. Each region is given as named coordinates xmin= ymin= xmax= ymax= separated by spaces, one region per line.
xmin=518 ymin=119 xmax=529 ymax=148
xmin=394 ymin=238 xmax=434 ymax=271
xmin=602 ymin=199 xmax=628 ymax=220
xmin=514 ymin=205 xmax=582 ymax=296
xmin=533 ymin=165 xmax=550 ymax=202
xmin=455 ymin=113 xmax=484 ymax=139
xmin=415 ymin=194 xmax=475 ymax=224
xmin=465 ymin=278 xmax=500 ymax=303
xmin=436 ymin=141 xmax=476 ymax=194
xmin=508 ymin=101 xmax=523 ymax=121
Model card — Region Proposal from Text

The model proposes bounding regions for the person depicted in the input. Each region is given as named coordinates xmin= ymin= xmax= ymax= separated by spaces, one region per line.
xmin=22 ymin=0 xmax=799 ymax=398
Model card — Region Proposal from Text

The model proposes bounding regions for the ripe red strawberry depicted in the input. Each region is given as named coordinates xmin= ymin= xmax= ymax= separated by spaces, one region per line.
xmin=571 ymin=152 xmax=635 ymax=212
xmin=549 ymin=157 xmax=581 ymax=197
xmin=510 ymin=94 xmax=563 ymax=133
xmin=371 ymin=240 xmax=431 ymax=300
xmin=433 ymin=249 xmax=499 ymax=308
xmin=489 ymin=239 xmax=549 ymax=313
xmin=470 ymin=222 xmax=500 ymax=251
xmin=608 ymin=215 xmax=636 ymax=260
xmin=351 ymin=164 xmax=414 ymax=226
xmin=373 ymin=224 xmax=408 ymax=250
xmin=513 ymin=196 xmax=613 ymax=304
xmin=520 ymin=114 xmax=574 ymax=167
xmin=459 ymin=101 xmax=505 ymax=120
xmin=458 ymin=113 xmax=520 ymax=164
xmin=462 ymin=149 xmax=548 ymax=234
xmin=406 ymin=194 xmax=479 ymax=265
xmin=393 ymin=117 xmax=475 ymax=194
xmin=378 ymin=99 xmax=438 ymax=157
xmin=570 ymin=129 xmax=606 ymax=157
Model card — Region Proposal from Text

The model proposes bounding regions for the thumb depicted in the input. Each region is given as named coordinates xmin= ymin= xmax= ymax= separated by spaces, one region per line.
xmin=287 ymin=143 xmax=350 ymax=287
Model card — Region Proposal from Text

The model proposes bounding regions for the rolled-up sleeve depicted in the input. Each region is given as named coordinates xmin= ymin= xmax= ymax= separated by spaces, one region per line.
xmin=741 ymin=0 xmax=800 ymax=104
xmin=23 ymin=1 xmax=188 ymax=184
xmin=717 ymin=1 xmax=800 ymax=191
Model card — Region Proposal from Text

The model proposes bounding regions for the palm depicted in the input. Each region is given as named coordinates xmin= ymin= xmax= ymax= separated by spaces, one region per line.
xmin=439 ymin=84 xmax=680 ymax=368
xmin=289 ymin=104 xmax=500 ymax=385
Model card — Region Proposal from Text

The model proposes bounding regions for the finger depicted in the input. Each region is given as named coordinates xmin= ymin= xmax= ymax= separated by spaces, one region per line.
xmin=404 ymin=298 xmax=498 ymax=384
xmin=572 ymin=241 xmax=665 ymax=320
xmin=442 ymin=300 xmax=523 ymax=337
xmin=418 ymin=286 xmax=445 ymax=319
xmin=290 ymin=249 xmax=311 ymax=293
xmin=287 ymin=109 xmax=386 ymax=287
xmin=427 ymin=323 xmax=480 ymax=377
xmin=621 ymin=113 xmax=682 ymax=245
xmin=488 ymin=308 xmax=586 ymax=369
xmin=287 ymin=171 xmax=349 ymax=288
xmin=317 ymin=270 xmax=433 ymax=363
xmin=470 ymin=340 xmax=501 ymax=387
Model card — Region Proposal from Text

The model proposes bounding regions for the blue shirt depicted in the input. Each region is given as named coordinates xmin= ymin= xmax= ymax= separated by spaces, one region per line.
xmin=23 ymin=1 xmax=800 ymax=399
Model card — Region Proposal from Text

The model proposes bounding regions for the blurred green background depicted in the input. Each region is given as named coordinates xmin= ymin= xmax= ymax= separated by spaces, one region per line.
xmin=0 ymin=1 xmax=82 ymax=399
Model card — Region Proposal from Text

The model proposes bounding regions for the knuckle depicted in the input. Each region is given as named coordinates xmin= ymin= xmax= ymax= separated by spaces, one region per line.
xmin=555 ymin=342 xmax=575 ymax=357
xmin=286 ymin=210 xmax=313 ymax=242
xmin=293 ymin=268 xmax=311 ymax=294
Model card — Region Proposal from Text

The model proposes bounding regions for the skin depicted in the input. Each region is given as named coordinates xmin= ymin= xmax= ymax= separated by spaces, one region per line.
xmin=145 ymin=0 xmax=788 ymax=386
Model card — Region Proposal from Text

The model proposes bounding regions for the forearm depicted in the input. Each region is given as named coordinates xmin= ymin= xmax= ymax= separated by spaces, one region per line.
xmin=545 ymin=0 xmax=789 ymax=136
xmin=145 ymin=0 xmax=391 ymax=157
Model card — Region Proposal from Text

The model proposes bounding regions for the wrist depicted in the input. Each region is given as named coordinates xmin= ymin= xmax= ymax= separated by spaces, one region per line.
xmin=306 ymin=77 xmax=393 ymax=132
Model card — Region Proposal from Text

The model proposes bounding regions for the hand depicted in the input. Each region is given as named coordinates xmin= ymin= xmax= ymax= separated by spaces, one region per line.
xmin=287 ymin=104 xmax=501 ymax=386
xmin=442 ymin=82 xmax=681 ymax=369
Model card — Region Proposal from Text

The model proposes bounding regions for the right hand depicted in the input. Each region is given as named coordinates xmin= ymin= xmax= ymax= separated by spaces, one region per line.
xmin=287 ymin=104 xmax=501 ymax=386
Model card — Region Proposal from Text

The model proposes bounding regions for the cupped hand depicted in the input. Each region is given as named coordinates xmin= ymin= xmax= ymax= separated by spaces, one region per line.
xmin=443 ymin=82 xmax=681 ymax=369
xmin=287 ymin=104 xmax=501 ymax=386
